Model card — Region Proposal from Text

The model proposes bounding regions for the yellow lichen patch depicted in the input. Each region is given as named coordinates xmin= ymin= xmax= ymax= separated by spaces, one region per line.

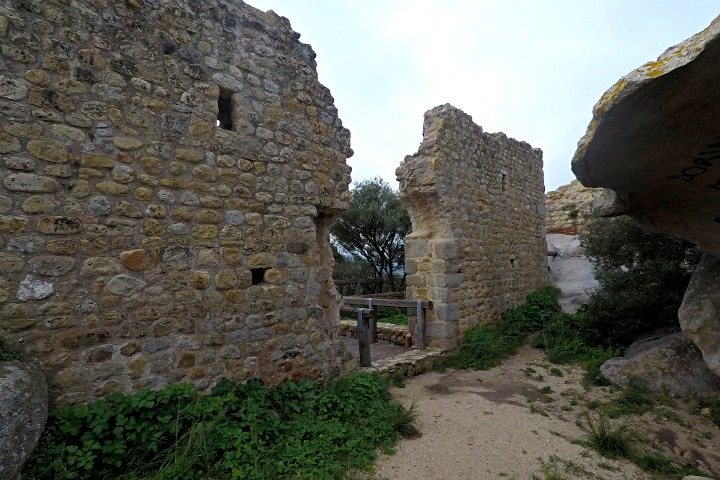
xmin=592 ymin=78 xmax=626 ymax=117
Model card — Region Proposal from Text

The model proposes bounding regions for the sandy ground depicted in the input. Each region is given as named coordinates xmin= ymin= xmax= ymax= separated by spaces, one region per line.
xmin=371 ymin=345 xmax=720 ymax=480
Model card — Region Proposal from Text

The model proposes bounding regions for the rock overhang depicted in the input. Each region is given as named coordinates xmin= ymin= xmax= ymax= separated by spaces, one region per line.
xmin=571 ymin=15 xmax=720 ymax=256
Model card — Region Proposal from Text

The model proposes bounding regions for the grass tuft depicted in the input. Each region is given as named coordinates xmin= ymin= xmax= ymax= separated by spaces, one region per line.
xmin=583 ymin=411 xmax=635 ymax=459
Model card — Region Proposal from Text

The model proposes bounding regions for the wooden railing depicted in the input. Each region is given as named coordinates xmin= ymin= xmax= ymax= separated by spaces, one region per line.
xmin=341 ymin=296 xmax=433 ymax=366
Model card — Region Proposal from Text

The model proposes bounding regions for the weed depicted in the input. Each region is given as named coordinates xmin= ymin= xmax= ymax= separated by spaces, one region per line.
xmin=634 ymin=452 xmax=706 ymax=477
xmin=549 ymin=367 xmax=563 ymax=377
xmin=376 ymin=306 xmax=408 ymax=326
xmin=696 ymin=396 xmax=720 ymax=427
xmin=0 ymin=337 xmax=24 ymax=361
xmin=582 ymin=412 xmax=635 ymax=459
xmin=389 ymin=370 xmax=405 ymax=389
xmin=653 ymin=408 xmax=691 ymax=428
xmin=539 ymin=386 xmax=553 ymax=395
xmin=522 ymin=367 xmax=537 ymax=376
xmin=530 ymin=405 xmax=548 ymax=417
xmin=605 ymin=379 xmax=654 ymax=418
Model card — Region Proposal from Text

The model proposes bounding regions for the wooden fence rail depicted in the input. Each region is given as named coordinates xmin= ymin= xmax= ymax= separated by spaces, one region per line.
xmin=341 ymin=297 xmax=433 ymax=365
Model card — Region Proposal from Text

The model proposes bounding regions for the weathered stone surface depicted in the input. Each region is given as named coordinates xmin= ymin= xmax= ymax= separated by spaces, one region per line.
xmin=0 ymin=361 xmax=48 ymax=480
xmin=3 ymin=173 xmax=58 ymax=193
xmin=36 ymin=216 xmax=83 ymax=234
xmin=679 ymin=254 xmax=720 ymax=378
xmin=106 ymin=274 xmax=146 ymax=295
xmin=16 ymin=275 xmax=54 ymax=301
xmin=398 ymin=104 xmax=546 ymax=349
xmin=119 ymin=249 xmax=150 ymax=271
xmin=0 ymin=215 xmax=27 ymax=233
xmin=545 ymin=180 xmax=603 ymax=235
xmin=600 ymin=329 xmax=720 ymax=396
xmin=572 ymin=16 xmax=720 ymax=257
xmin=546 ymin=234 xmax=598 ymax=313
xmin=0 ymin=0 xmax=352 ymax=405
xmin=80 ymin=257 xmax=119 ymax=276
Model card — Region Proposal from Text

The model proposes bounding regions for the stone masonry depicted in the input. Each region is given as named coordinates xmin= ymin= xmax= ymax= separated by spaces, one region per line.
xmin=0 ymin=0 xmax=353 ymax=404
xmin=397 ymin=104 xmax=547 ymax=349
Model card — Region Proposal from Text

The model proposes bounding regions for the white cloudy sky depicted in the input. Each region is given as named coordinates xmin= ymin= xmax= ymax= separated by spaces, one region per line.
xmin=248 ymin=1 xmax=718 ymax=192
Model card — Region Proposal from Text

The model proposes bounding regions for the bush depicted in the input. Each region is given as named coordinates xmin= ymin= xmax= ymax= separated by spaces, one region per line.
xmin=23 ymin=373 xmax=418 ymax=480
xmin=579 ymin=216 xmax=701 ymax=347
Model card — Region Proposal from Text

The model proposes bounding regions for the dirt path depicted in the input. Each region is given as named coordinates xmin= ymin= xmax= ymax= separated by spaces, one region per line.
xmin=372 ymin=345 xmax=720 ymax=480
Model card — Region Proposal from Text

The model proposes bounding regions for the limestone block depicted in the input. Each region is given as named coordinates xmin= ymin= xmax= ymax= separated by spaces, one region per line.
xmin=3 ymin=173 xmax=58 ymax=193
xmin=36 ymin=216 xmax=83 ymax=234
xmin=16 ymin=275 xmax=54 ymax=301
xmin=28 ymin=255 xmax=76 ymax=276
xmin=106 ymin=274 xmax=146 ymax=295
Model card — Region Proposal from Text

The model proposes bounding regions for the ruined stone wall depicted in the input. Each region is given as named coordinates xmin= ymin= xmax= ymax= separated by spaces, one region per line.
xmin=0 ymin=0 xmax=353 ymax=404
xmin=397 ymin=104 xmax=547 ymax=349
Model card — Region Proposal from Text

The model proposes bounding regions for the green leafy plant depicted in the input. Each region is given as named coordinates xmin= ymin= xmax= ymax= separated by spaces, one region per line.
xmin=443 ymin=286 xmax=561 ymax=370
xmin=23 ymin=373 xmax=418 ymax=480
xmin=377 ymin=306 xmax=408 ymax=326
xmin=605 ymin=379 xmax=654 ymax=418
xmin=579 ymin=216 xmax=701 ymax=347
xmin=0 ymin=337 xmax=24 ymax=361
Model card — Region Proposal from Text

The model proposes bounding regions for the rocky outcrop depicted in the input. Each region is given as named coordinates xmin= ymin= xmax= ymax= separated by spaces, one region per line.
xmin=0 ymin=361 xmax=48 ymax=479
xmin=545 ymin=180 xmax=602 ymax=234
xmin=571 ymin=15 xmax=720 ymax=257
xmin=546 ymin=234 xmax=598 ymax=313
xmin=679 ymin=255 xmax=720 ymax=378
xmin=600 ymin=329 xmax=720 ymax=397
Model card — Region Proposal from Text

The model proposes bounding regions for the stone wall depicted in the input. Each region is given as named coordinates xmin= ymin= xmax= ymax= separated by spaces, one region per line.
xmin=397 ymin=104 xmax=547 ymax=349
xmin=0 ymin=0 xmax=353 ymax=404
xmin=545 ymin=180 xmax=602 ymax=234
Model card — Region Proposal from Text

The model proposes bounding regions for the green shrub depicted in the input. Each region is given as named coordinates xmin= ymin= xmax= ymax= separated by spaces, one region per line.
xmin=443 ymin=286 xmax=561 ymax=370
xmin=23 ymin=373 xmax=417 ymax=480
xmin=377 ymin=306 xmax=408 ymax=325
xmin=579 ymin=216 xmax=701 ymax=347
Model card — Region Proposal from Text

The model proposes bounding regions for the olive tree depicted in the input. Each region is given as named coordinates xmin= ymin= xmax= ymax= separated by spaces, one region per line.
xmin=330 ymin=178 xmax=411 ymax=291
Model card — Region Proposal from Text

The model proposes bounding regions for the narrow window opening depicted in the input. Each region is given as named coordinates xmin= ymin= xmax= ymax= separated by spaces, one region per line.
xmin=251 ymin=267 xmax=269 ymax=285
xmin=510 ymin=258 xmax=516 ymax=268
xmin=501 ymin=173 xmax=507 ymax=192
xmin=217 ymin=87 xmax=233 ymax=130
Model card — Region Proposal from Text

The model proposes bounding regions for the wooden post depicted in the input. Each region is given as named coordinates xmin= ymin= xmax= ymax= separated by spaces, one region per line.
xmin=357 ymin=308 xmax=371 ymax=366
xmin=368 ymin=298 xmax=378 ymax=343
xmin=416 ymin=300 xmax=426 ymax=350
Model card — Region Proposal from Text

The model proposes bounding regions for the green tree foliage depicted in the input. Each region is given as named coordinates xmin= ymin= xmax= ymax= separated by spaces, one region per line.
xmin=330 ymin=178 xmax=411 ymax=291
xmin=579 ymin=215 xmax=702 ymax=346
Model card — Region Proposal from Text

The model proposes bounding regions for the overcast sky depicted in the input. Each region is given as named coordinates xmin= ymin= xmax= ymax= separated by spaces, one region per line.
xmin=248 ymin=1 xmax=718 ymax=192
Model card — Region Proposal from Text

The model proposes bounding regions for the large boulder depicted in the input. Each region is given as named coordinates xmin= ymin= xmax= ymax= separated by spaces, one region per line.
xmin=546 ymin=233 xmax=598 ymax=312
xmin=679 ymin=254 xmax=720 ymax=377
xmin=0 ymin=361 xmax=49 ymax=479
xmin=571 ymin=16 xmax=720 ymax=257
xmin=600 ymin=329 xmax=720 ymax=397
